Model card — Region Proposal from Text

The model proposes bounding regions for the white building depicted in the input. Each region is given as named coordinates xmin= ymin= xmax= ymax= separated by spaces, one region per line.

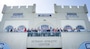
xmin=0 ymin=4 xmax=90 ymax=49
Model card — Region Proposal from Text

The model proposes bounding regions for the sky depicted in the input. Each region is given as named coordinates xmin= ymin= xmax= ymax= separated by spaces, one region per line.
xmin=0 ymin=0 xmax=90 ymax=21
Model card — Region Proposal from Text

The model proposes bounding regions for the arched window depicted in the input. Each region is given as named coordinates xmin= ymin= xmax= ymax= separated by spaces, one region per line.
xmin=64 ymin=25 xmax=72 ymax=32
xmin=18 ymin=25 xmax=26 ymax=32
xmin=5 ymin=25 xmax=13 ymax=32
xmin=41 ymin=25 xmax=49 ymax=30
xmin=40 ymin=25 xmax=50 ymax=33
xmin=76 ymin=25 xmax=85 ymax=31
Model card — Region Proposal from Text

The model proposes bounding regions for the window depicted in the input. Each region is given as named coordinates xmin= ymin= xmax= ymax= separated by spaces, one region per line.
xmin=12 ymin=13 xmax=23 ymax=18
xmin=5 ymin=25 xmax=13 ymax=32
xmin=18 ymin=25 xmax=26 ymax=32
xmin=76 ymin=25 xmax=85 ymax=31
xmin=64 ymin=25 xmax=72 ymax=32
xmin=76 ymin=25 xmax=84 ymax=29
xmin=41 ymin=25 xmax=49 ymax=30
xmin=67 ymin=13 xmax=77 ymax=17
xmin=67 ymin=13 xmax=77 ymax=15
xmin=38 ymin=14 xmax=52 ymax=17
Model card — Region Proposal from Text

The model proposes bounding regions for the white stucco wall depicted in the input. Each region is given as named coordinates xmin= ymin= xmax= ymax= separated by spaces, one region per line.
xmin=0 ymin=4 xmax=90 ymax=49
xmin=27 ymin=37 xmax=62 ymax=48
xmin=62 ymin=32 xmax=90 ymax=49
xmin=0 ymin=33 xmax=27 ymax=49
xmin=61 ymin=20 xmax=86 ymax=29
xmin=4 ymin=20 xmax=29 ymax=31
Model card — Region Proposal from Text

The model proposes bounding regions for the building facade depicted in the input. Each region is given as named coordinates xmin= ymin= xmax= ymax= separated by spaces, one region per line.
xmin=0 ymin=4 xmax=90 ymax=49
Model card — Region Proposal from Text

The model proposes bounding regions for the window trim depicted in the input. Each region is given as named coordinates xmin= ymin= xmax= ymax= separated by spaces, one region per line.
xmin=67 ymin=13 xmax=78 ymax=18
xmin=12 ymin=13 xmax=23 ymax=18
xmin=38 ymin=14 xmax=52 ymax=17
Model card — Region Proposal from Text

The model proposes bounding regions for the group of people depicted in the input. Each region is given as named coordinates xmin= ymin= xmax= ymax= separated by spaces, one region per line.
xmin=27 ymin=28 xmax=84 ymax=33
xmin=5 ymin=27 xmax=84 ymax=33
xmin=5 ymin=28 xmax=27 ymax=32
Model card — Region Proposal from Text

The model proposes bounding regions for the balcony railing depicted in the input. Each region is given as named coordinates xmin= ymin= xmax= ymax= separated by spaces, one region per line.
xmin=28 ymin=32 xmax=61 ymax=37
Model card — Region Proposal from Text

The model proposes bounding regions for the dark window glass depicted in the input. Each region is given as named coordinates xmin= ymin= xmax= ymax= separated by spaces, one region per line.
xmin=64 ymin=25 xmax=72 ymax=32
xmin=12 ymin=13 xmax=23 ymax=18
xmin=67 ymin=13 xmax=77 ymax=17
xmin=67 ymin=13 xmax=77 ymax=15
xmin=38 ymin=14 xmax=52 ymax=17
xmin=41 ymin=25 xmax=49 ymax=30
xmin=18 ymin=25 xmax=26 ymax=32
xmin=64 ymin=25 xmax=72 ymax=29
xmin=76 ymin=25 xmax=85 ymax=29
xmin=5 ymin=25 xmax=13 ymax=32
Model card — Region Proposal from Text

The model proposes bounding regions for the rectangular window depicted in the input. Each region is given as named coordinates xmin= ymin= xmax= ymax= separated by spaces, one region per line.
xmin=67 ymin=13 xmax=77 ymax=17
xmin=38 ymin=14 xmax=52 ymax=17
xmin=12 ymin=13 xmax=23 ymax=18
